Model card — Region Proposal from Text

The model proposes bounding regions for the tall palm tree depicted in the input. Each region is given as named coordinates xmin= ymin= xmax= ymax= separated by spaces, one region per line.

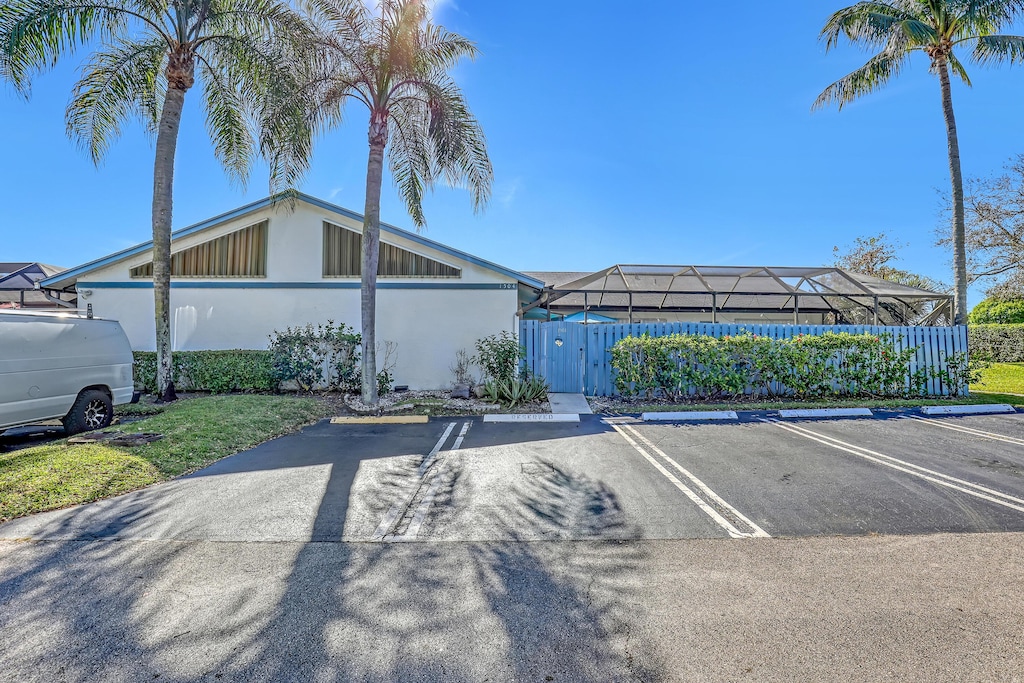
xmin=263 ymin=0 xmax=492 ymax=405
xmin=0 ymin=0 xmax=307 ymax=401
xmin=814 ymin=0 xmax=1024 ymax=326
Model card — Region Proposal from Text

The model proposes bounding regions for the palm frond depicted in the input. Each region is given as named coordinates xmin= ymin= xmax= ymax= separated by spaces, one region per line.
xmin=387 ymin=102 xmax=432 ymax=227
xmin=417 ymin=22 xmax=478 ymax=72
xmin=65 ymin=36 xmax=166 ymax=163
xmin=197 ymin=56 xmax=255 ymax=186
xmin=813 ymin=49 xmax=908 ymax=110
xmin=820 ymin=2 xmax=915 ymax=50
xmin=415 ymin=76 xmax=492 ymax=211
xmin=972 ymin=33 xmax=1024 ymax=63
xmin=0 ymin=0 xmax=141 ymax=96
xmin=961 ymin=0 xmax=1024 ymax=32
xmin=947 ymin=50 xmax=973 ymax=84
xmin=260 ymin=65 xmax=354 ymax=191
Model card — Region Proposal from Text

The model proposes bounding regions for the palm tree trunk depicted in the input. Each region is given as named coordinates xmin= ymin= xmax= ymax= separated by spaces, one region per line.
xmin=152 ymin=82 xmax=188 ymax=402
xmin=360 ymin=110 xmax=388 ymax=405
xmin=937 ymin=60 xmax=969 ymax=326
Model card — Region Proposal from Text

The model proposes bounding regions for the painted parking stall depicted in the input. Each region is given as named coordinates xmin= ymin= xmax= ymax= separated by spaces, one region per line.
xmin=624 ymin=416 xmax=1024 ymax=537
xmin=410 ymin=416 xmax=738 ymax=541
xmin=763 ymin=418 xmax=1024 ymax=515
xmin=606 ymin=418 xmax=768 ymax=538
xmin=778 ymin=414 xmax=1024 ymax=508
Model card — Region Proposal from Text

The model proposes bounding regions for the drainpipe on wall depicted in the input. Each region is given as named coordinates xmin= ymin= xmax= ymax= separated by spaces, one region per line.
xmin=39 ymin=288 xmax=77 ymax=308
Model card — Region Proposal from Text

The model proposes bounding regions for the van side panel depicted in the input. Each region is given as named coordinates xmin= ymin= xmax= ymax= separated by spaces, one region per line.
xmin=0 ymin=315 xmax=134 ymax=430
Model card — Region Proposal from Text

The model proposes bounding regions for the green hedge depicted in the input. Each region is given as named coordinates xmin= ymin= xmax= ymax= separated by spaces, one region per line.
xmin=969 ymin=299 xmax=1024 ymax=324
xmin=610 ymin=332 xmax=974 ymax=399
xmin=969 ymin=325 xmax=1024 ymax=363
xmin=133 ymin=350 xmax=276 ymax=393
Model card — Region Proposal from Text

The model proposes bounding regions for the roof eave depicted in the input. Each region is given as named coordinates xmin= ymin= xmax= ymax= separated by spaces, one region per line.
xmin=40 ymin=193 xmax=543 ymax=290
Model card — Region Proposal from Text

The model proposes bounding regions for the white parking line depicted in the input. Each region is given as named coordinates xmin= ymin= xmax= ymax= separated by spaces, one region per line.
xmin=607 ymin=420 xmax=769 ymax=539
xmin=373 ymin=422 xmax=457 ymax=540
xmin=418 ymin=422 xmax=458 ymax=476
xmin=402 ymin=421 xmax=472 ymax=539
xmin=906 ymin=415 xmax=1024 ymax=447
xmin=762 ymin=419 xmax=1024 ymax=514
xmin=452 ymin=421 xmax=471 ymax=450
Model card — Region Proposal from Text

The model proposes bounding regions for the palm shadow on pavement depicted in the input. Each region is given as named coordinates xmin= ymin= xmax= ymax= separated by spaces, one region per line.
xmin=0 ymin=417 xmax=667 ymax=681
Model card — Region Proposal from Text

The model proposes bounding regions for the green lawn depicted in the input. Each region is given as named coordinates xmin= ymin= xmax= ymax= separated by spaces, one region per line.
xmin=973 ymin=362 xmax=1024 ymax=397
xmin=0 ymin=395 xmax=330 ymax=523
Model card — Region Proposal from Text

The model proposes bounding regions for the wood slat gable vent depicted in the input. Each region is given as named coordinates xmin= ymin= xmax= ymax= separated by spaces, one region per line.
xmin=322 ymin=221 xmax=461 ymax=278
xmin=130 ymin=221 xmax=268 ymax=278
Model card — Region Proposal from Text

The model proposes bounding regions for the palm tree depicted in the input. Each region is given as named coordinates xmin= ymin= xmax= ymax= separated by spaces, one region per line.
xmin=263 ymin=0 xmax=492 ymax=406
xmin=814 ymin=0 xmax=1024 ymax=326
xmin=0 ymin=0 xmax=307 ymax=401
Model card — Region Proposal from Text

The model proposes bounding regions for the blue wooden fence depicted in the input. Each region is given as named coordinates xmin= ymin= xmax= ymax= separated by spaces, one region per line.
xmin=520 ymin=321 xmax=970 ymax=396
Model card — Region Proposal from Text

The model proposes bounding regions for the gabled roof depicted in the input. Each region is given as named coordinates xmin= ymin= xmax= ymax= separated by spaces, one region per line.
xmin=0 ymin=262 xmax=66 ymax=290
xmin=522 ymin=271 xmax=594 ymax=288
xmin=41 ymin=193 xmax=544 ymax=290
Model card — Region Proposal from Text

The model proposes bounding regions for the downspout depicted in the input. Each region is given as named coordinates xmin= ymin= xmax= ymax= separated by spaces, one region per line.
xmin=37 ymin=285 xmax=77 ymax=309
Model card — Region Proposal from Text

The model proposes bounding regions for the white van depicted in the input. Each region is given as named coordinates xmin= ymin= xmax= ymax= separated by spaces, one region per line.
xmin=0 ymin=310 xmax=135 ymax=434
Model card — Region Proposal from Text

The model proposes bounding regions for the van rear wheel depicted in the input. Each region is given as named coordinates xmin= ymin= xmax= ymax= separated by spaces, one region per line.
xmin=63 ymin=390 xmax=113 ymax=435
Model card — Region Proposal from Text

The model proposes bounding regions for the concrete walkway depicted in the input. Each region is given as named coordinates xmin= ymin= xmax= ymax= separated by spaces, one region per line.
xmin=547 ymin=392 xmax=593 ymax=414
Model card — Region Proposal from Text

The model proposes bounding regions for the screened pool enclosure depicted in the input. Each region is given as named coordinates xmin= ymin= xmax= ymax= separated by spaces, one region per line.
xmin=520 ymin=265 xmax=951 ymax=326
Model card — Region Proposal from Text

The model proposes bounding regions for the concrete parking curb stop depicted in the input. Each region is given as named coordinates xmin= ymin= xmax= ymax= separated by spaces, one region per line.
xmin=642 ymin=411 xmax=738 ymax=422
xmin=779 ymin=408 xmax=874 ymax=419
xmin=920 ymin=404 xmax=1015 ymax=416
xmin=331 ymin=415 xmax=429 ymax=424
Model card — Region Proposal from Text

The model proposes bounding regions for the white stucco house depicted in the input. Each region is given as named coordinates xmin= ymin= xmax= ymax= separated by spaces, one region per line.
xmin=40 ymin=193 xmax=544 ymax=390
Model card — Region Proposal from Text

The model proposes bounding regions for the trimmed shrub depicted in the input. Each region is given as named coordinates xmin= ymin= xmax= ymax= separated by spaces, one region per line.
xmin=133 ymin=350 xmax=275 ymax=393
xmin=969 ymin=324 xmax=1024 ymax=362
xmin=268 ymin=321 xmax=394 ymax=395
xmin=609 ymin=332 xmax=963 ymax=399
xmin=474 ymin=331 xmax=525 ymax=384
xmin=969 ymin=299 xmax=1024 ymax=325
xmin=269 ymin=321 xmax=362 ymax=393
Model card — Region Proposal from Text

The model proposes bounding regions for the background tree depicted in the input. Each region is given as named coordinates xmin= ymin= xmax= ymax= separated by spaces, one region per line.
xmin=939 ymin=154 xmax=1024 ymax=299
xmin=814 ymin=0 xmax=1024 ymax=326
xmin=0 ymin=0 xmax=306 ymax=401
xmin=833 ymin=232 xmax=949 ymax=323
xmin=264 ymin=0 xmax=492 ymax=405
xmin=833 ymin=232 xmax=946 ymax=290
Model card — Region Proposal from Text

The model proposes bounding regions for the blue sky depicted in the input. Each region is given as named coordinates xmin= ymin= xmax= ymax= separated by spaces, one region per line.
xmin=3 ymin=2 xmax=1024 ymax=306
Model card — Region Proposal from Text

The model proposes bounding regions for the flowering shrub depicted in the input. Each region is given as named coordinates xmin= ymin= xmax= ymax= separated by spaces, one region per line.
xmin=610 ymin=332 xmax=961 ymax=399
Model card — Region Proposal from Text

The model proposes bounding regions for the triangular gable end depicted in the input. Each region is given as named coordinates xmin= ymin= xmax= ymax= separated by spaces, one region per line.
xmin=130 ymin=221 xmax=268 ymax=278
xmin=322 ymin=222 xmax=461 ymax=278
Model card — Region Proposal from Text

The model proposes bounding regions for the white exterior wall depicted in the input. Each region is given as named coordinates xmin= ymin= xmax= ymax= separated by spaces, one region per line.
xmin=77 ymin=200 xmax=521 ymax=390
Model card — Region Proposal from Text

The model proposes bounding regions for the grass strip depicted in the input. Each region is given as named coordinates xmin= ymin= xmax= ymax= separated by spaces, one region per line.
xmin=0 ymin=395 xmax=329 ymax=522
xmin=973 ymin=362 xmax=1024 ymax=396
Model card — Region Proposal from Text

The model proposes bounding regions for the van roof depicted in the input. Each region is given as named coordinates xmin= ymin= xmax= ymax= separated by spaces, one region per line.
xmin=0 ymin=309 xmax=108 ymax=321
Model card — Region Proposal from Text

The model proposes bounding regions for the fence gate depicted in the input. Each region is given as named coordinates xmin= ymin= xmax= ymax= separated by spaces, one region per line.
xmin=538 ymin=321 xmax=587 ymax=393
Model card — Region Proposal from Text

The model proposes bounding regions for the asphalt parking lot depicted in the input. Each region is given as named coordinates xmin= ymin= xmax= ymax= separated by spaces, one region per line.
xmin=4 ymin=410 xmax=1024 ymax=544
xmin=4 ymin=411 xmax=1024 ymax=682
xmin=381 ymin=410 xmax=1024 ymax=542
